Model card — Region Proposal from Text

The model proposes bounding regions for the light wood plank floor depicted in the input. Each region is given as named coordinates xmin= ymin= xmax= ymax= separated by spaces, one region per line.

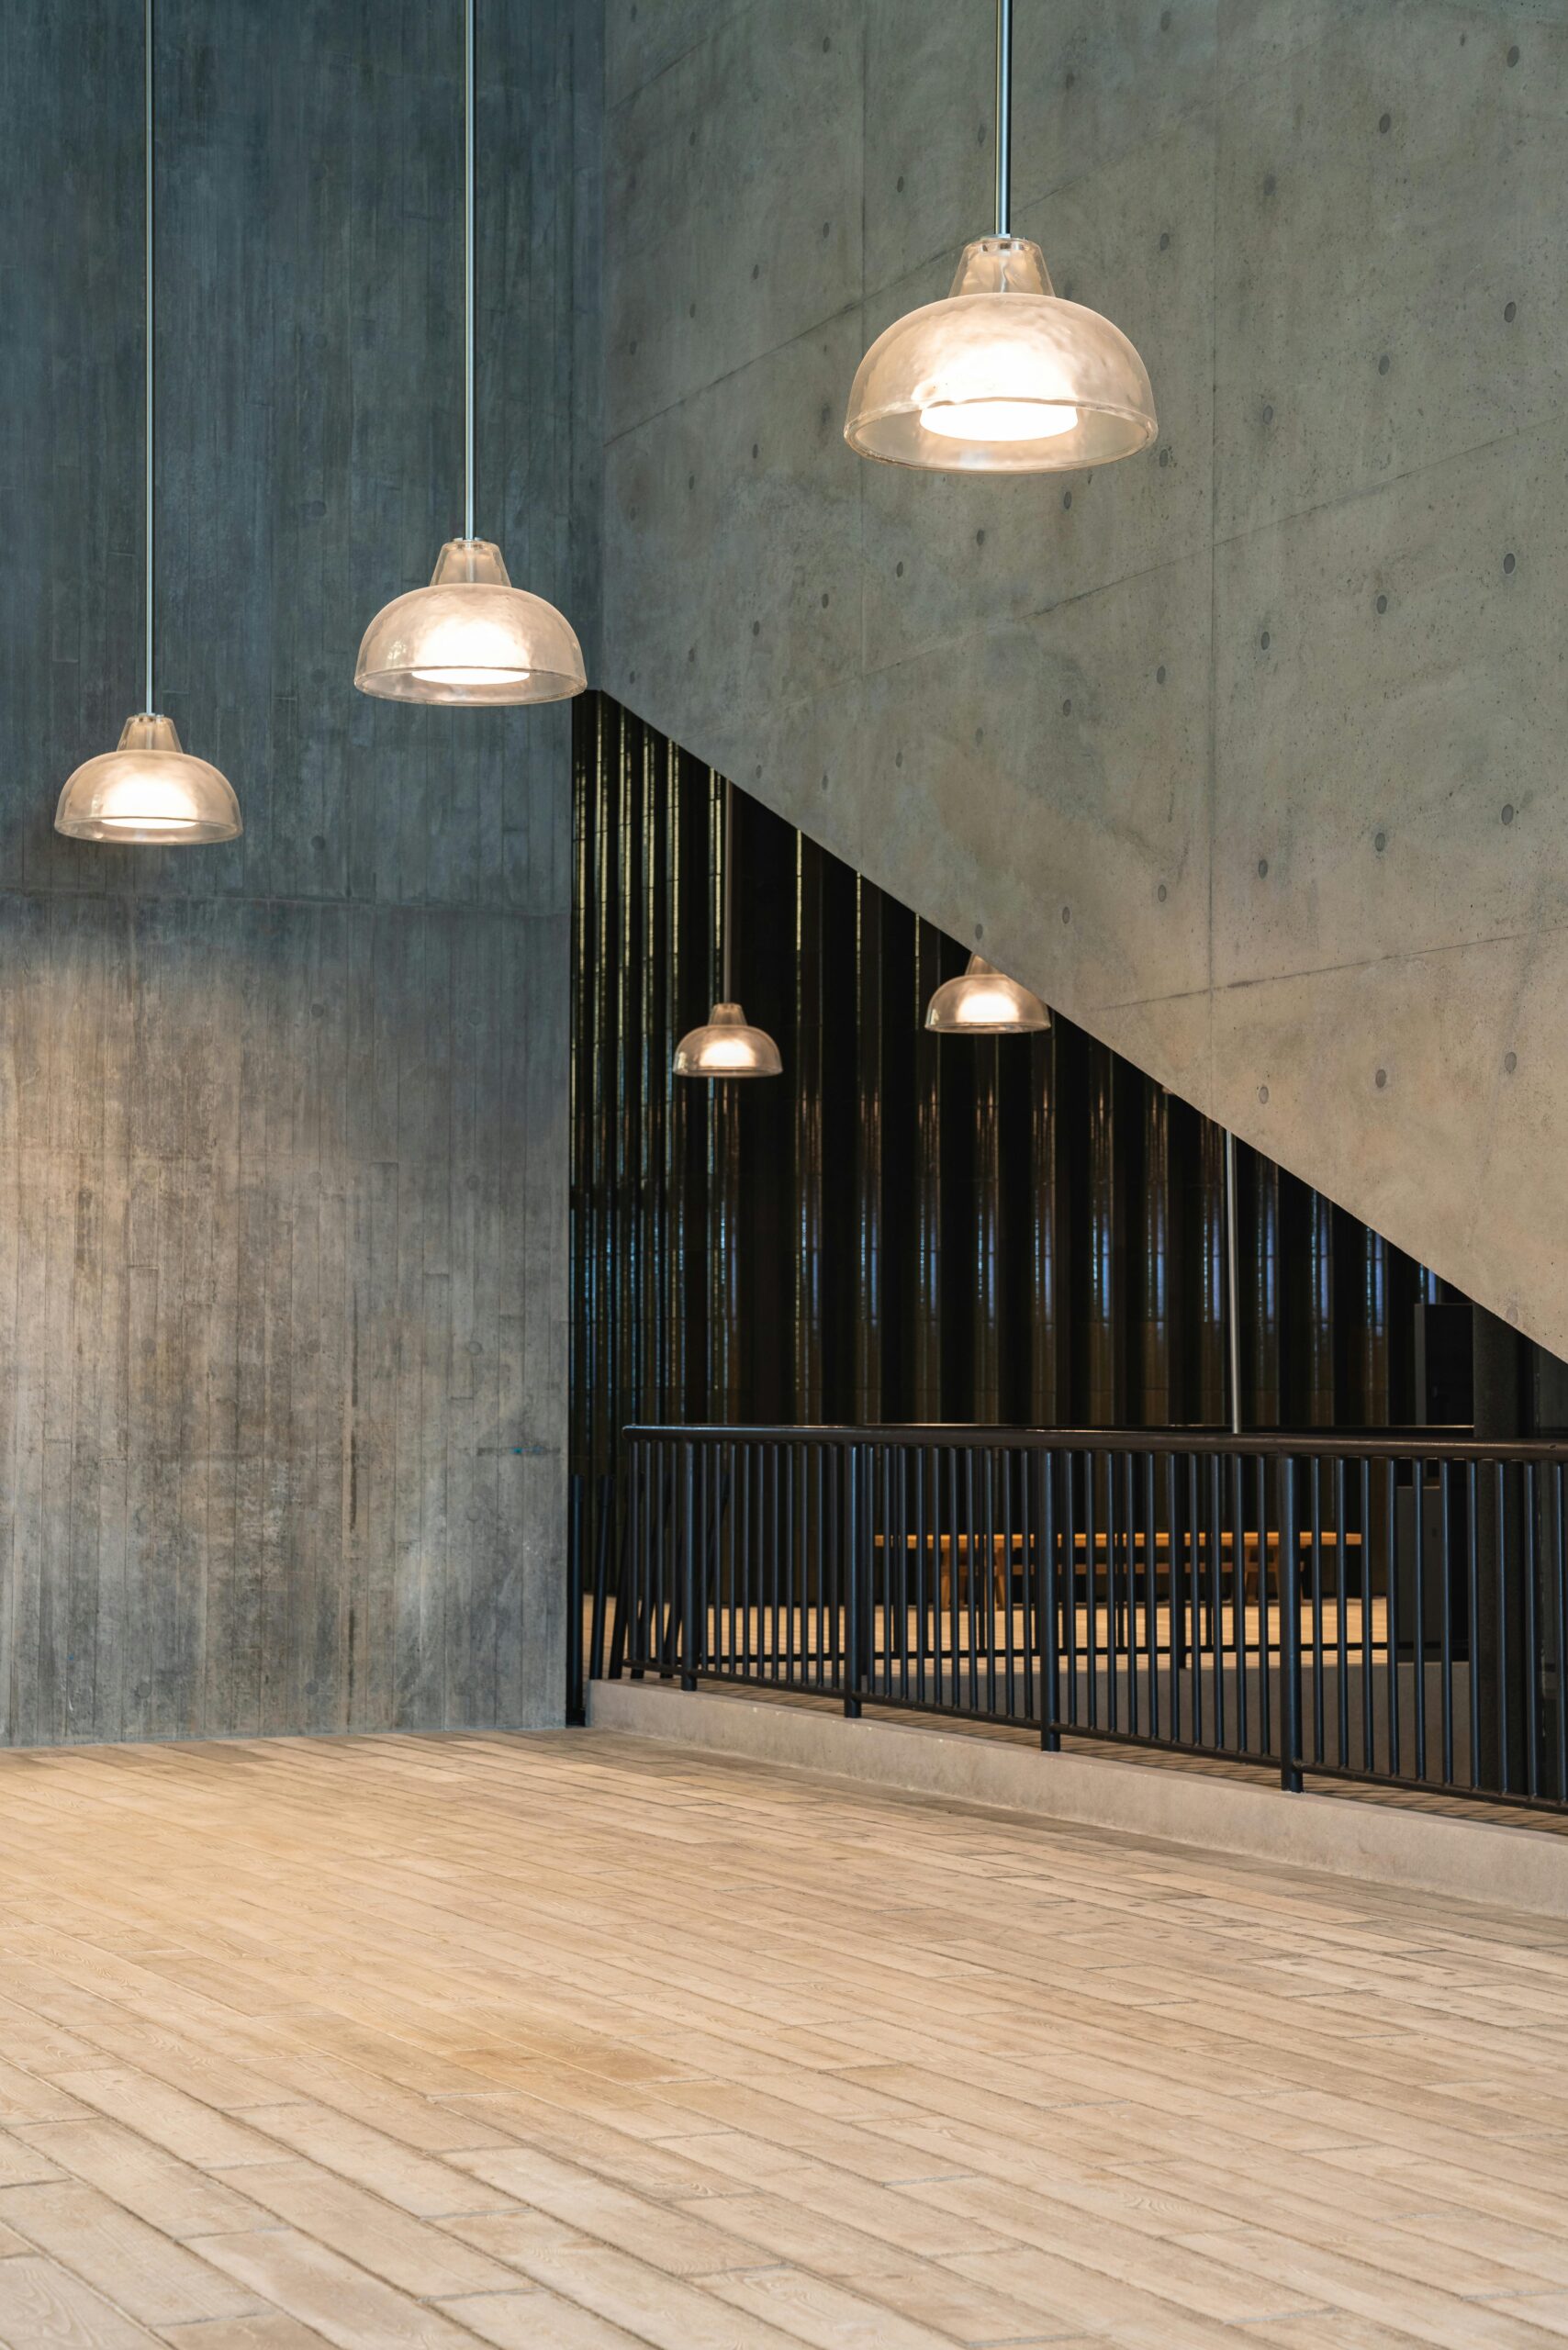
xmin=0 ymin=1734 xmax=1562 ymax=2347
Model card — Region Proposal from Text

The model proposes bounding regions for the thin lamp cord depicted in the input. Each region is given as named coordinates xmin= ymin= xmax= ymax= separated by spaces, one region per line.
xmin=721 ymin=779 xmax=734 ymax=1003
xmin=994 ymin=0 xmax=1012 ymax=238
xmin=464 ymin=0 xmax=476 ymax=541
xmin=144 ymin=0 xmax=155 ymax=710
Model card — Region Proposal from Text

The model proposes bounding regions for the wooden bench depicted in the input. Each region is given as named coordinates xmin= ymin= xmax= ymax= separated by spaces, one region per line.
xmin=875 ymin=1528 xmax=1362 ymax=1611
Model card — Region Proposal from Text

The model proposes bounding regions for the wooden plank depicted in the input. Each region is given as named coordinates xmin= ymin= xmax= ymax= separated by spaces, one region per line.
xmin=0 ymin=2179 xmax=264 ymax=2323
xmin=195 ymin=2230 xmax=482 ymax=2349
xmin=11 ymin=2119 xmax=275 ymax=2239
xmin=0 ymin=2253 xmax=163 ymax=2349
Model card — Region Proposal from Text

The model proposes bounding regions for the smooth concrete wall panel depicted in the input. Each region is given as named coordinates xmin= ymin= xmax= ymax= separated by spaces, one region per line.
xmin=607 ymin=0 xmax=861 ymax=441
xmin=606 ymin=314 xmax=865 ymax=722
xmin=603 ymin=0 xmax=1568 ymax=1358
xmin=1214 ymin=420 xmax=1565 ymax=987
xmin=1215 ymin=6 xmax=1568 ymax=540
xmin=1464 ymin=920 xmax=1568 ymax=1334
xmin=1208 ymin=934 xmax=1529 ymax=1281
xmin=0 ymin=1 xmax=594 ymax=1742
xmin=606 ymin=0 xmax=747 ymax=112
xmin=0 ymin=896 xmax=571 ymax=1748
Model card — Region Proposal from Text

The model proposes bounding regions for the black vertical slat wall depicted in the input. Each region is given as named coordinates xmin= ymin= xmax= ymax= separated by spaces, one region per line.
xmin=571 ymin=696 xmax=1492 ymax=1499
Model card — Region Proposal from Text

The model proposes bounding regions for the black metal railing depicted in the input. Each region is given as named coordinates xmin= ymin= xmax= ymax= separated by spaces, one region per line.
xmin=577 ymin=1427 xmax=1568 ymax=1811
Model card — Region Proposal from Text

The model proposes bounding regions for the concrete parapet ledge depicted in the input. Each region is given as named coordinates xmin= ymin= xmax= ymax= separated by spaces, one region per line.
xmin=588 ymin=1679 xmax=1568 ymax=1922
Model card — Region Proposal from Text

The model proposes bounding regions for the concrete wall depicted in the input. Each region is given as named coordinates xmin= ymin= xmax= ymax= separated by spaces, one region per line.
xmin=0 ymin=0 xmax=598 ymax=1742
xmin=600 ymin=0 xmax=1568 ymax=1359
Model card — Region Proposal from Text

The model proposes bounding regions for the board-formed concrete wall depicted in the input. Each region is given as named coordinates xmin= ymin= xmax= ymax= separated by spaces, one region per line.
xmin=600 ymin=0 xmax=1568 ymax=1358
xmin=0 ymin=0 xmax=598 ymax=1741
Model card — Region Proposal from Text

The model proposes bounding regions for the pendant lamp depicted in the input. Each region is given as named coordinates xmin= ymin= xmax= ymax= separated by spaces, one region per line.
xmin=925 ymin=952 xmax=1049 ymax=1034
xmin=675 ymin=782 xmax=782 ymax=1078
xmin=56 ymin=0 xmax=241 ymax=845
xmin=355 ymin=0 xmax=586 ymax=705
xmin=845 ymin=0 xmax=1157 ymax=474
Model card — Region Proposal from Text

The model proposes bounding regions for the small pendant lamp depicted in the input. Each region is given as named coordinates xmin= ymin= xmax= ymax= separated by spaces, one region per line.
xmin=355 ymin=0 xmax=586 ymax=705
xmin=56 ymin=0 xmax=241 ymax=845
xmin=675 ymin=781 xmax=782 ymax=1079
xmin=925 ymin=952 xmax=1049 ymax=1034
xmin=845 ymin=0 xmax=1156 ymax=474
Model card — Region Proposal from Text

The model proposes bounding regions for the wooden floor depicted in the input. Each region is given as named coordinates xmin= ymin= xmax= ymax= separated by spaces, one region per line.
xmin=0 ymin=1740 xmax=1564 ymax=2347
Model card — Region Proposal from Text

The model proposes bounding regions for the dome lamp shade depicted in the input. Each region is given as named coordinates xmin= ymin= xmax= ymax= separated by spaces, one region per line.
xmin=924 ymin=952 xmax=1049 ymax=1035
xmin=674 ymin=1001 xmax=784 ymax=1078
xmin=846 ymin=234 xmax=1157 ymax=475
xmin=56 ymin=712 xmax=241 ymax=845
xmin=354 ymin=539 xmax=586 ymax=705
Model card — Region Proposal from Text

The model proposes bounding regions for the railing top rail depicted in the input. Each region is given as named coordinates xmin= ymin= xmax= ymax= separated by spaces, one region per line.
xmin=622 ymin=1421 xmax=1568 ymax=1464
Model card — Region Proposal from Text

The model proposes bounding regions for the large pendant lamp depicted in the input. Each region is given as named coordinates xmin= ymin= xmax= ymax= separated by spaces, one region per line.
xmin=925 ymin=952 xmax=1049 ymax=1034
xmin=674 ymin=782 xmax=782 ymax=1079
xmin=355 ymin=0 xmax=586 ymax=705
xmin=844 ymin=0 xmax=1156 ymax=473
xmin=56 ymin=0 xmax=241 ymax=845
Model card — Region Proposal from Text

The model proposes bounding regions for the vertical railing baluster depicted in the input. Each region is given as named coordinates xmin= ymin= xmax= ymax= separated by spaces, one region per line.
xmin=1039 ymin=1449 xmax=1058 ymax=1751
xmin=1014 ymin=1448 xmax=1029 ymax=1725
xmin=1466 ymin=1458 xmax=1481 ymax=1790
xmin=1064 ymin=1450 xmax=1080 ymax=1732
xmin=1145 ymin=1452 xmax=1159 ymax=1744
xmin=1496 ymin=1460 xmax=1509 ymax=1796
xmin=892 ymin=1443 xmax=905 ymax=1706
xmin=1439 ymin=1459 xmax=1454 ymax=1787
xmin=1107 ymin=1453 xmax=1122 ymax=1736
xmin=1335 ymin=1455 xmax=1349 ymax=1770
xmin=1002 ymin=1449 xmax=1017 ymax=1721
xmin=966 ymin=1448 xmax=980 ymax=1716
xmin=1413 ymin=1455 xmax=1428 ymax=1784
xmin=1357 ymin=1458 xmax=1371 ymax=1773
xmin=1165 ymin=1450 xmax=1180 ymax=1742
xmin=1232 ymin=1452 xmax=1248 ymax=1755
xmin=1310 ymin=1453 xmax=1324 ymax=1769
xmin=1554 ymin=1464 xmax=1567 ymax=1807
xmin=679 ymin=1440 xmax=698 ymax=1690
xmin=1209 ymin=1452 xmax=1225 ymax=1751
xmin=1189 ymin=1447 xmax=1204 ymax=1748
xmin=1085 ymin=1452 xmax=1099 ymax=1732
xmin=914 ymin=1444 xmax=928 ymax=1706
xmin=1525 ymin=1460 xmax=1540 ymax=1803
xmin=1385 ymin=1457 xmax=1400 ymax=1781
xmin=843 ymin=1441 xmax=861 ymax=1718
xmin=947 ymin=1446 xmax=961 ymax=1712
xmin=1258 ymin=1455 xmax=1272 ymax=1764
xmin=1281 ymin=1451 xmax=1303 ymax=1792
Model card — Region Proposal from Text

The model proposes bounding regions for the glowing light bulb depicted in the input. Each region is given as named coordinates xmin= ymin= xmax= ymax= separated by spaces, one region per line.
xmin=952 ymin=985 xmax=1023 ymax=1024
xmin=923 ymin=397 xmax=1078 ymax=443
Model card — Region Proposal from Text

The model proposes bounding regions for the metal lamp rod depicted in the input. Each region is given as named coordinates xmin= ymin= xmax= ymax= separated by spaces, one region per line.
xmin=994 ymin=0 xmax=1013 ymax=237
xmin=722 ymin=779 xmax=734 ymax=1003
xmin=464 ymin=0 xmax=476 ymax=541
xmin=144 ymin=0 xmax=155 ymax=710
